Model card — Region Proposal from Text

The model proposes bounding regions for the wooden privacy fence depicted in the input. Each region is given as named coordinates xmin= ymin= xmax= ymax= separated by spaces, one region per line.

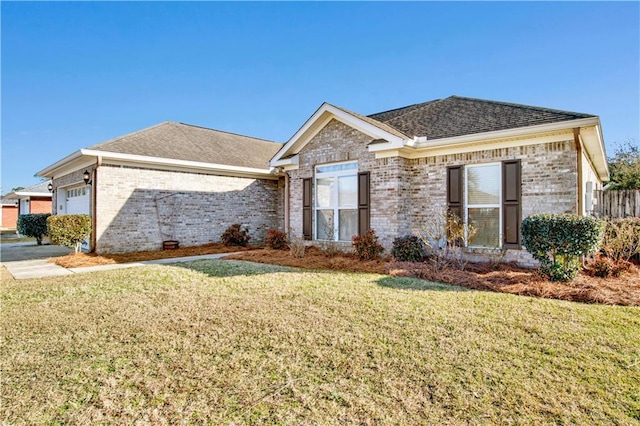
xmin=594 ymin=190 xmax=640 ymax=218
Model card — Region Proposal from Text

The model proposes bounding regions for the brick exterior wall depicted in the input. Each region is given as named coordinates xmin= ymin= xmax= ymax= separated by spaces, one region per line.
xmin=2 ymin=205 xmax=18 ymax=228
xmin=287 ymin=119 xmax=578 ymax=267
xmin=288 ymin=119 xmax=412 ymax=248
xmin=29 ymin=197 xmax=52 ymax=214
xmin=94 ymin=165 xmax=281 ymax=254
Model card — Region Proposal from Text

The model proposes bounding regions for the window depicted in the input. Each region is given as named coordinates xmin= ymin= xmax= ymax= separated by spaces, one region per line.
xmin=315 ymin=161 xmax=358 ymax=241
xmin=67 ymin=186 xmax=86 ymax=198
xmin=466 ymin=163 xmax=501 ymax=248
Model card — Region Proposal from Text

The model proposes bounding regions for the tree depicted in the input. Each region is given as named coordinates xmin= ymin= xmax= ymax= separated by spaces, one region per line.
xmin=608 ymin=140 xmax=640 ymax=190
xmin=11 ymin=186 xmax=25 ymax=192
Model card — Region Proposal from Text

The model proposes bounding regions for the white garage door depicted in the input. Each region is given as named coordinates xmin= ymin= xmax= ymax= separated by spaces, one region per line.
xmin=66 ymin=186 xmax=90 ymax=215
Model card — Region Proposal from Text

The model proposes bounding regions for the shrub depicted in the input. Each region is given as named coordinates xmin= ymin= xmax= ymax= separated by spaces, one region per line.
xmin=265 ymin=228 xmax=288 ymax=250
xmin=17 ymin=213 xmax=51 ymax=245
xmin=47 ymin=214 xmax=91 ymax=253
xmin=392 ymin=234 xmax=427 ymax=262
xmin=522 ymin=214 xmax=604 ymax=281
xmin=352 ymin=229 xmax=384 ymax=261
xmin=221 ymin=223 xmax=251 ymax=247
xmin=289 ymin=235 xmax=306 ymax=258
xmin=415 ymin=209 xmax=477 ymax=270
xmin=601 ymin=217 xmax=640 ymax=263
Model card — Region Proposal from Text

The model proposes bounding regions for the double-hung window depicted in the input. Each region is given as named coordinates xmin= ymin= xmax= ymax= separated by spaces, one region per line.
xmin=315 ymin=161 xmax=358 ymax=241
xmin=465 ymin=163 xmax=501 ymax=248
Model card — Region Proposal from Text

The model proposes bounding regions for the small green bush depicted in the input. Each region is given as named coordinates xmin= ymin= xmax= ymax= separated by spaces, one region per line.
xmin=352 ymin=229 xmax=384 ymax=261
xmin=392 ymin=234 xmax=427 ymax=262
xmin=522 ymin=214 xmax=604 ymax=281
xmin=221 ymin=223 xmax=251 ymax=247
xmin=17 ymin=213 xmax=51 ymax=245
xmin=266 ymin=228 xmax=288 ymax=250
xmin=47 ymin=214 xmax=91 ymax=253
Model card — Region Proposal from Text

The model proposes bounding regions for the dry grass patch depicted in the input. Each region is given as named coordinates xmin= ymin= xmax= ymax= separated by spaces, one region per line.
xmin=1 ymin=261 xmax=639 ymax=424
xmin=228 ymin=249 xmax=640 ymax=306
xmin=51 ymin=243 xmax=255 ymax=268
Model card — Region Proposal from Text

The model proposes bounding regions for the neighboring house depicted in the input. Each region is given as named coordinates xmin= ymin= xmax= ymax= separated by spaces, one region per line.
xmin=3 ymin=182 xmax=53 ymax=228
xmin=38 ymin=96 xmax=609 ymax=265
xmin=37 ymin=122 xmax=282 ymax=253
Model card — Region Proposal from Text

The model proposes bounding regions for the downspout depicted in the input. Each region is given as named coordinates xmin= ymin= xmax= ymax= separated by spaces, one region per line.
xmin=573 ymin=128 xmax=583 ymax=215
xmin=90 ymin=156 xmax=102 ymax=252
xmin=284 ymin=171 xmax=290 ymax=232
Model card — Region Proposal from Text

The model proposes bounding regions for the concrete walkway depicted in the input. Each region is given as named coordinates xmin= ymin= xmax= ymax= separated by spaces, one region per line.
xmin=2 ymin=252 xmax=239 ymax=280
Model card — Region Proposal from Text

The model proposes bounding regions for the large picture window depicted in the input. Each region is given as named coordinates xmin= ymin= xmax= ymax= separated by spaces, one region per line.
xmin=466 ymin=163 xmax=501 ymax=248
xmin=315 ymin=161 xmax=358 ymax=241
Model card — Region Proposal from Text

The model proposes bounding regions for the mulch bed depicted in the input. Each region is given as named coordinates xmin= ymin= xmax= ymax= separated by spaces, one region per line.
xmin=50 ymin=243 xmax=639 ymax=306
xmin=228 ymin=248 xmax=640 ymax=306
xmin=51 ymin=243 xmax=255 ymax=268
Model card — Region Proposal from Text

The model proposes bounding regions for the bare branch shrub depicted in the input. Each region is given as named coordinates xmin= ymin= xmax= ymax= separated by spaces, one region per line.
xmin=415 ymin=209 xmax=476 ymax=270
xmin=601 ymin=218 xmax=640 ymax=263
xmin=289 ymin=235 xmax=306 ymax=259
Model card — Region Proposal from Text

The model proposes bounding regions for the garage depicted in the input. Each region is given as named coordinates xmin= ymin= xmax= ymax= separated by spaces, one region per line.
xmin=64 ymin=186 xmax=90 ymax=215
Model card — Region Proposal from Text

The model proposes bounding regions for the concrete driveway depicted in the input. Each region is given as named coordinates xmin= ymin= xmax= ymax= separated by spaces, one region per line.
xmin=1 ymin=242 xmax=73 ymax=279
xmin=0 ymin=242 xmax=72 ymax=262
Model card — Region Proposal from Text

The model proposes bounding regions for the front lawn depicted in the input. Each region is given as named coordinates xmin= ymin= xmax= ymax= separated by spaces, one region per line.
xmin=1 ymin=261 xmax=638 ymax=424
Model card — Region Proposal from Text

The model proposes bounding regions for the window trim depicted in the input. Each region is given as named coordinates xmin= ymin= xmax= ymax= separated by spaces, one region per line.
xmin=314 ymin=160 xmax=358 ymax=241
xmin=464 ymin=162 xmax=503 ymax=248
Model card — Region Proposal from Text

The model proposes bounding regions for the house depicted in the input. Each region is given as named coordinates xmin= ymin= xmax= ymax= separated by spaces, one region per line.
xmin=37 ymin=122 xmax=283 ymax=253
xmin=38 ymin=96 xmax=609 ymax=265
xmin=2 ymin=182 xmax=53 ymax=228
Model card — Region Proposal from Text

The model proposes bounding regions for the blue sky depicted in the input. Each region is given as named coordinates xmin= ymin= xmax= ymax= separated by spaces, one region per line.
xmin=2 ymin=1 xmax=639 ymax=193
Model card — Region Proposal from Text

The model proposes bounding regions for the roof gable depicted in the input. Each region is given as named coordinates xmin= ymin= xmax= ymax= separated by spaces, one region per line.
xmin=270 ymin=103 xmax=407 ymax=166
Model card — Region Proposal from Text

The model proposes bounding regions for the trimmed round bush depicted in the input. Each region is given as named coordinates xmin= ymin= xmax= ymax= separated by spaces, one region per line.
xmin=47 ymin=214 xmax=91 ymax=253
xmin=522 ymin=214 xmax=604 ymax=281
xmin=392 ymin=234 xmax=427 ymax=262
xmin=17 ymin=213 xmax=51 ymax=245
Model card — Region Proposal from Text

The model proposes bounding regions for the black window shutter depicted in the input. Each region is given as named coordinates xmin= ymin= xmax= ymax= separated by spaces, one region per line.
xmin=502 ymin=160 xmax=521 ymax=249
xmin=358 ymin=172 xmax=370 ymax=236
xmin=447 ymin=166 xmax=463 ymax=221
xmin=302 ymin=178 xmax=312 ymax=240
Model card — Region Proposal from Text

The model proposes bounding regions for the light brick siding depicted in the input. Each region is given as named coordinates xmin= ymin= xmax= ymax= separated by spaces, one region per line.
xmin=287 ymin=119 xmax=578 ymax=266
xmin=93 ymin=165 xmax=280 ymax=254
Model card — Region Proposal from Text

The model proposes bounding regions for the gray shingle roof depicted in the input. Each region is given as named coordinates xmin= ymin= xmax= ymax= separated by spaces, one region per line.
xmin=368 ymin=96 xmax=596 ymax=139
xmin=88 ymin=122 xmax=282 ymax=170
xmin=17 ymin=181 xmax=52 ymax=194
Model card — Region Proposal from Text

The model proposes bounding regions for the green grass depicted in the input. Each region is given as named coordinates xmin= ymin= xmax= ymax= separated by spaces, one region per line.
xmin=1 ymin=260 xmax=639 ymax=424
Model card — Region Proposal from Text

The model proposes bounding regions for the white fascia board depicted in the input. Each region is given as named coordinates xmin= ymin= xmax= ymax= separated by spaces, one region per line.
xmin=579 ymin=123 xmax=610 ymax=181
xmin=82 ymin=150 xmax=277 ymax=179
xmin=37 ymin=150 xmax=87 ymax=177
xmin=11 ymin=192 xmax=52 ymax=198
xmin=270 ymin=154 xmax=299 ymax=168
xmin=369 ymin=117 xmax=600 ymax=154
xmin=271 ymin=103 xmax=407 ymax=163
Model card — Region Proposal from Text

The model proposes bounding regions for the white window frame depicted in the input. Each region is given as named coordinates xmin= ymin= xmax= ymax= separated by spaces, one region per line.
xmin=314 ymin=160 xmax=358 ymax=242
xmin=464 ymin=162 xmax=502 ymax=248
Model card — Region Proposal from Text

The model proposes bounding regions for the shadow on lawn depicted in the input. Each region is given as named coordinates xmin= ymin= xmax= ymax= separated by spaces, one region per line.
xmin=171 ymin=259 xmax=295 ymax=278
xmin=376 ymin=276 xmax=468 ymax=292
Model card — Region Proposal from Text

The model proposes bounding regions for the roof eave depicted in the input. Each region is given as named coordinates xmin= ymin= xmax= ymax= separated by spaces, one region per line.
xmin=82 ymin=150 xmax=277 ymax=179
